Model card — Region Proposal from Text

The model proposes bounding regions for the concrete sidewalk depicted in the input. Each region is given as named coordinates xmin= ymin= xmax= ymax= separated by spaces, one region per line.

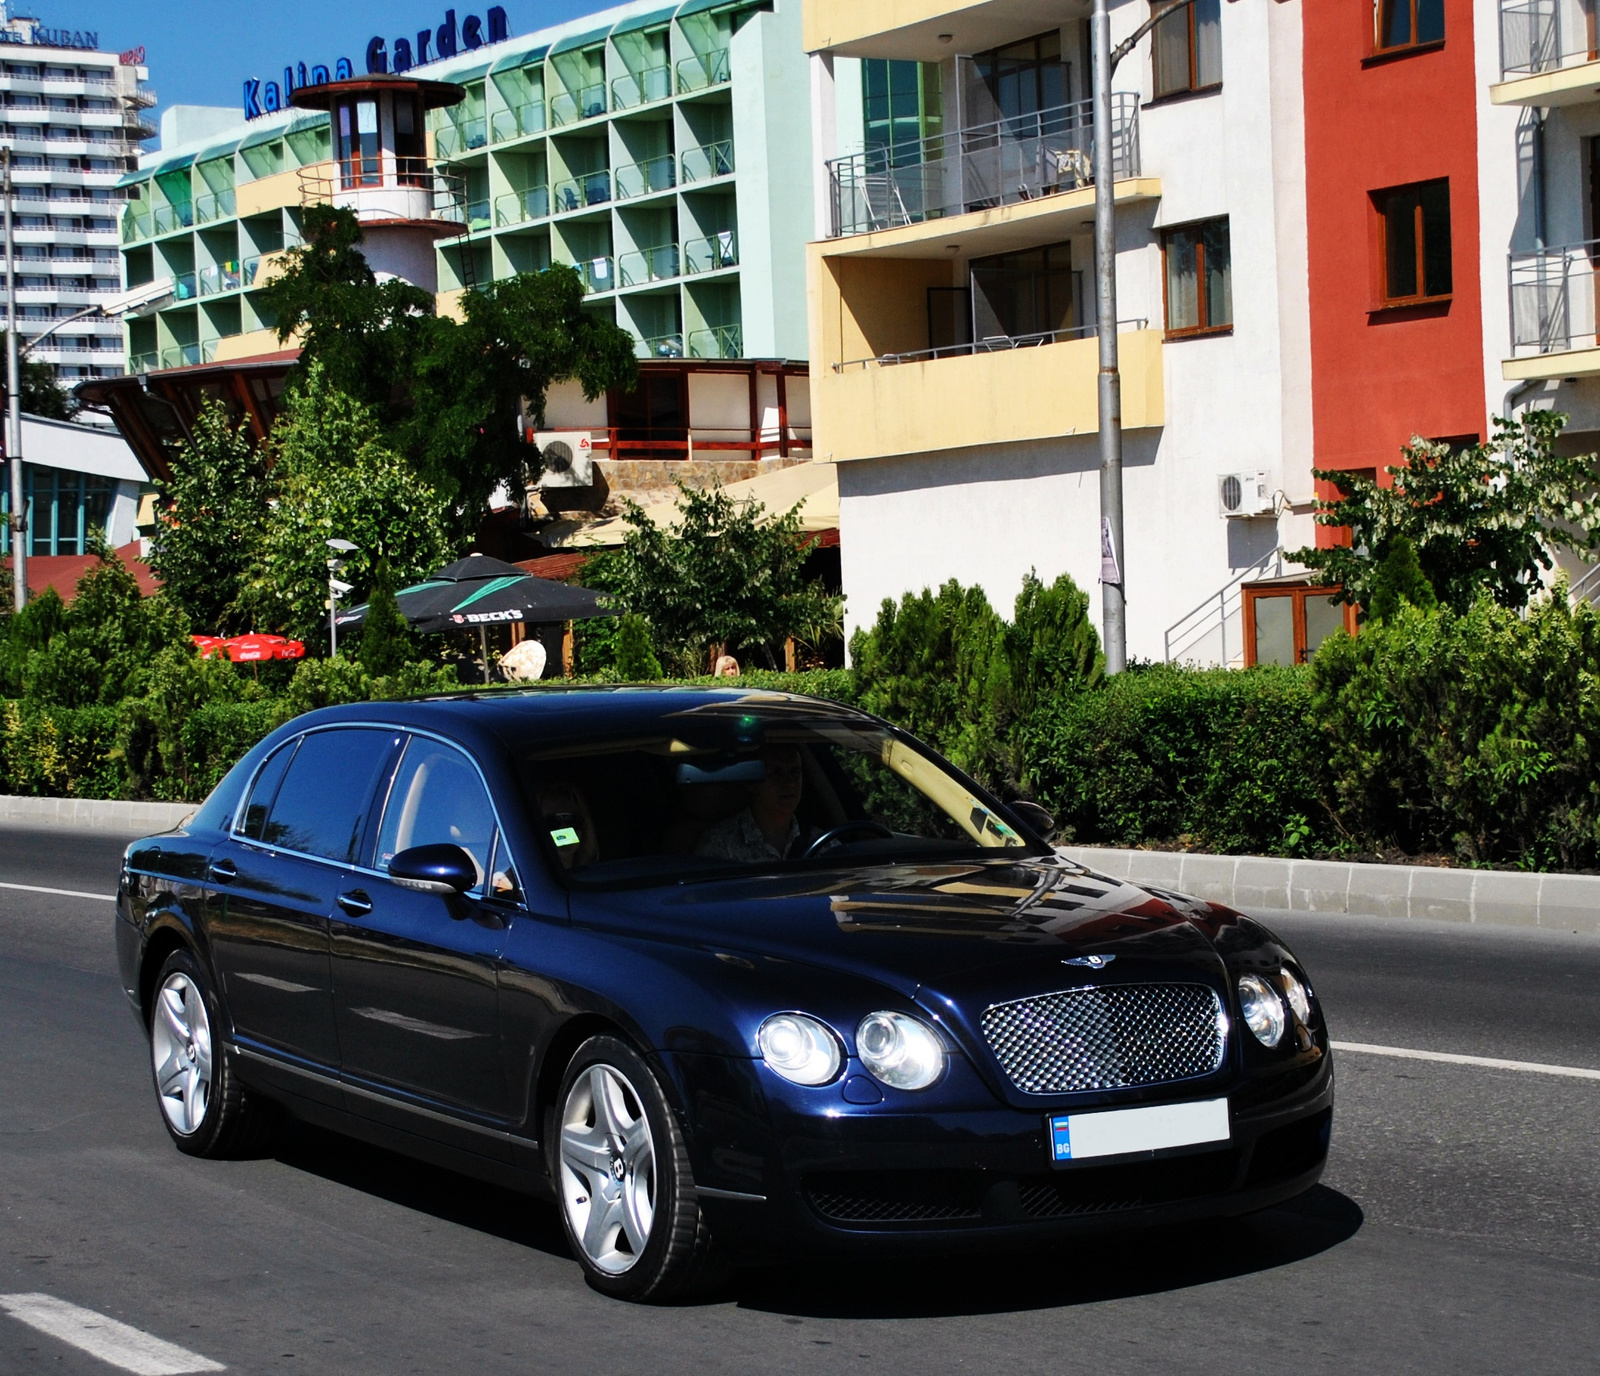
xmin=0 ymin=794 xmax=195 ymax=833
xmin=1062 ymin=845 xmax=1599 ymax=934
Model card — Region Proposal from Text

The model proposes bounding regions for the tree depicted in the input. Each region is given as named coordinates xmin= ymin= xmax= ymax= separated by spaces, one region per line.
xmin=612 ymin=613 xmax=663 ymax=681
xmin=1367 ymin=534 xmax=1437 ymax=623
xmin=1006 ymin=570 xmax=1105 ymax=716
xmin=0 ymin=333 xmax=76 ymax=420
xmin=258 ymin=205 xmax=638 ymax=534
xmin=604 ymin=481 xmax=834 ymax=670
xmin=356 ymin=558 xmax=412 ymax=678
xmin=247 ymin=363 xmax=457 ymax=647
xmin=1291 ymin=411 xmax=1600 ymax=615
xmin=146 ymin=399 xmax=269 ymax=634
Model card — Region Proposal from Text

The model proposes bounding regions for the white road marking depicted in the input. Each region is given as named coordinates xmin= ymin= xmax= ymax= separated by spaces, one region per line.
xmin=0 ymin=1293 xmax=224 ymax=1374
xmin=1333 ymin=1040 xmax=1600 ymax=1081
xmin=0 ymin=879 xmax=114 ymax=902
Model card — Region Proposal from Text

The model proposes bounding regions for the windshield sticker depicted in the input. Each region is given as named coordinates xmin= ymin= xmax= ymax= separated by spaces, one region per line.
xmin=550 ymin=827 xmax=581 ymax=847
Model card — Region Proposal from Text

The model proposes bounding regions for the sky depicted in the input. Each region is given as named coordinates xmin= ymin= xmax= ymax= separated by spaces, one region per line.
xmin=48 ymin=1 xmax=603 ymax=133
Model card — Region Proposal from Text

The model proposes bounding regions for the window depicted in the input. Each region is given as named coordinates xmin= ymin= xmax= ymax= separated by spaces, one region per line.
xmin=1375 ymin=0 xmax=1444 ymax=53
xmin=970 ymin=241 xmax=1077 ymax=342
xmin=1 ymin=466 xmax=113 ymax=557
xmin=610 ymin=371 xmax=687 ymax=458
xmin=862 ymin=60 xmax=942 ymax=165
xmin=1153 ymin=0 xmax=1221 ymax=99
xmin=1376 ymin=180 xmax=1451 ymax=306
xmin=1162 ymin=218 xmax=1232 ymax=336
xmin=375 ymin=737 xmax=497 ymax=886
xmin=239 ymin=741 xmax=297 ymax=841
xmin=972 ymin=31 xmax=1069 ymax=124
xmin=1244 ymin=585 xmax=1356 ymax=666
xmin=258 ymin=728 xmax=398 ymax=862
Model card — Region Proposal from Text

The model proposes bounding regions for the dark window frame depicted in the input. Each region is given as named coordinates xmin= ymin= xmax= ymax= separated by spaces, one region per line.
xmin=1373 ymin=178 xmax=1452 ymax=309
xmin=1151 ymin=0 xmax=1223 ymax=101
xmin=1372 ymin=0 xmax=1446 ymax=56
xmin=1161 ymin=217 xmax=1233 ymax=339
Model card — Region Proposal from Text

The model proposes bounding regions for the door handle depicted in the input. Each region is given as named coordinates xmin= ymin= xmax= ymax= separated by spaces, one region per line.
xmin=207 ymin=859 xmax=237 ymax=884
xmin=337 ymin=890 xmax=374 ymax=917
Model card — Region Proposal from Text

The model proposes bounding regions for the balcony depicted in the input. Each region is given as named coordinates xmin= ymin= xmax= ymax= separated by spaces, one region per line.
xmin=684 ymin=229 xmax=738 ymax=274
xmin=804 ymin=1 xmax=1059 ymax=59
xmin=637 ymin=331 xmax=684 ymax=358
xmin=490 ymin=101 xmax=545 ymax=143
xmin=550 ymin=83 xmax=607 ymax=126
xmin=578 ymin=255 xmax=616 ymax=293
xmin=197 ymin=261 xmax=242 ymax=296
xmin=1504 ymin=239 xmax=1600 ymax=378
xmin=689 ymin=323 xmax=742 ymax=359
xmin=612 ymin=64 xmax=672 ymax=110
xmin=552 ymin=171 xmax=612 ymax=213
xmin=495 ymin=186 xmax=550 ymax=226
xmin=194 ymin=188 xmax=236 ymax=224
xmin=1493 ymin=0 xmax=1600 ymax=104
xmin=435 ymin=116 xmax=489 ymax=159
xmin=619 ymin=242 xmax=680 ymax=287
xmin=677 ymin=49 xmax=730 ymax=94
xmin=681 ymin=139 xmax=734 ymax=184
xmin=297 ymin=158 xmax=467 ymax=230
xmin=829 ymin=95 xmax=1139 ymax=239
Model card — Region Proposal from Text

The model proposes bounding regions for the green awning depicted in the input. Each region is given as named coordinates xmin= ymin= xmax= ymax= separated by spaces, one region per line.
xmin=612 ymin=6 xmax=677 ymax=36
xmin=237 ymin=118 xmax=293 ymax=152
xmin=191 ymin=136 xmax=243 ymax=166
xmin=489 ymin=41 xmax=548 ymax=73
xmin=437 ymin=58 xmax=491 ymax=84
xmin=137 ymin=149 xmax=196 ymax=178
xmin=675 ymin=0 xmax=764 ymax=15
xmin=551 ymin=24 xmax=611 ymax=55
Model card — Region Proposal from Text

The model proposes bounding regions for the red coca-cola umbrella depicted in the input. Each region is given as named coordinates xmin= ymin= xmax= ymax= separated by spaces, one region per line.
xmin=190 ymin=634 xmax=306 ymax=663
xmin=191 ymin=635 xmax=227 ymax=659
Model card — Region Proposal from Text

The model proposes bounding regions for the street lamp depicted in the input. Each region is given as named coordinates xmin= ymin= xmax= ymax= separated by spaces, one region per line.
xmin=3 ymin=140 xmax=22 ymax=610
xmin=1093 ymin=0 xmax=1202 ymax=674
xmin=326 ymin=538 xmax=359 ymax=656
xmin=18 ymin=276 xmax=176 ymax=362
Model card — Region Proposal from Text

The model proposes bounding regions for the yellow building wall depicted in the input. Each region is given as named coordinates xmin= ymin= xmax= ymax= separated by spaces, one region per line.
xmin=804 ymin=0 xmax=993 ymax=52
xmin=235 ymin=161 xmax=333 ymax=218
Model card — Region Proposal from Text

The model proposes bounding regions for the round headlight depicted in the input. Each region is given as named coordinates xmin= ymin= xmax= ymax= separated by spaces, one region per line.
xmin=757 ymin=1013 xmax=842 ymax=1086
xmin=1237 ymin=974 xmax=1286 ymax=1048
xmin=856 ymin=1011 xmax=946 ymax=1090
xmin=1281 ymin=968 xmax=1313 ymax=1026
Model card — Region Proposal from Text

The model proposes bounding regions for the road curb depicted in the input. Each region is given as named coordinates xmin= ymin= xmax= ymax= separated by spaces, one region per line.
xmin=1060 ymin=845 xmax=1600 ymax=934
xmin=0 ymin=793 xmax=195 ymax=833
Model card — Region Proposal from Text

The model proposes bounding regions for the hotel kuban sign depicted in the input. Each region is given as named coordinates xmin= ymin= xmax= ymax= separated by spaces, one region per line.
xmin=242 ymin=6 xmax=510 ymax=119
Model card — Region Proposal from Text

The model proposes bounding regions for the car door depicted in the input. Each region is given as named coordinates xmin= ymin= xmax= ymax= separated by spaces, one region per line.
xmin=205 ymin=726 xmax=403 ymax=1105
xmin=329 ymin=732 xmax=513 ymax=1150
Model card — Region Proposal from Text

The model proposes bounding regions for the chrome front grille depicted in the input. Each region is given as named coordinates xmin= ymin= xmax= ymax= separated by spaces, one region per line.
xmin=980 ymin=982 xmax=1225 ymax=1095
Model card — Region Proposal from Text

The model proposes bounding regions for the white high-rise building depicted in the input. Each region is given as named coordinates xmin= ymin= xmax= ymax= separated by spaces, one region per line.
xmin=0 ymin=6 xmax=151 ymax=387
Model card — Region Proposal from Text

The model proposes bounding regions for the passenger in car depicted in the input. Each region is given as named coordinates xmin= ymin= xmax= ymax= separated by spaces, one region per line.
xmin=694 ymin=745 xmax=816 ymax=862
xmin=536 ymin=780 xmax=599 ymax=870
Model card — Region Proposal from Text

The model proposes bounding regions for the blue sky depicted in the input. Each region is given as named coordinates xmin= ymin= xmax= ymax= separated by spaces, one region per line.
xmin=56 ymin=1 xmax=600 ymax=129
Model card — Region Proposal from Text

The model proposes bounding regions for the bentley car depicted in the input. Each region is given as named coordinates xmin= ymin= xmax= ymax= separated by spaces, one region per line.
xmin=116 ymin=688 xmax=1333 ymax=1301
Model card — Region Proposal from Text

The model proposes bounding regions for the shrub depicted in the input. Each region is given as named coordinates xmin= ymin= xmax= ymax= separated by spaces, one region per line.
xmin=613 ymin=614 xmax=663 ymax=681
xmin=0 ymin=701 xmax=122 ymax=798
xmin=356 ymin=558 xmax=412 ymax=680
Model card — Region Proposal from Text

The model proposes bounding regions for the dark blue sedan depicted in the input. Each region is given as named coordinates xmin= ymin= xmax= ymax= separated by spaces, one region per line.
xmin=116 ymin=687 xmax=1333 ymax=1301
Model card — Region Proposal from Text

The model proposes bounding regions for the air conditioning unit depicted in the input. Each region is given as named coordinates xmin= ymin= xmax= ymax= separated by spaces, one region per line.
xmin=1217 ymin=470 xmax=1273 ymax=518
xmin=535 ymin=432 xmax=595 ymax=488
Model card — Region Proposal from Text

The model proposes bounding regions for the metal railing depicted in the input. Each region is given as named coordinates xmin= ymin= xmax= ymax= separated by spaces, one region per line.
xmin=832 ymin=318 xmax=1149 ymax=371
xmin=128 ymin=349 xmax=159 ymax=373
xmin=194 ymin=188 xmax=236 ymax=224
xmin=681 ymin=139 xmax=733 ymax=183
xmin=828 ymin=94 xmax=1139 ymax=239
xmin=552 ymin=171 xmax=612 ymax=212
xmin=297 ymin=158 xmax=467 ymax=225
xmin=677 ymin=49 xmax=731 ymax=93
xmin=1499 ymin=0 xmax=1598 ymax=76
xmin=241 ymin=254 xmax=267 ymax=288
xmin=465 ymin=197 xmax=491 ymax=232
xmin=1570 ymin=561 xmax=1600 ymax=604
xmin=435 ymin=116 xmax=488 ymax=158
xmin=578 ymin=255 xmax=616 ymax=293
xmin=1164 ymin=546 xmax=1286 ymax=667
xmin=684 ymin=229 xmax=737 ymax=274
xmin=549 ymin=83 xmax=607 ymax=125
xmin=150 ymin=202 xmax=194 ymax=235
xmin=689 ymin=323 xmax=742 ymax=358
xmin=1509 ymin=238 xmax=1600 ymax=355
xmin=638 ymin=331 xmax=684 ymax=358
xmin=121 ymin=207 xmax=152 ymax=242
xmin=198 ymin=260 xmax=241 ymax=296
xmin=495 ymin=186 xmax=550 ymax=226
xmin=156 ymin=341 xmax=215 ymax=369
xmin=615 ymin=153 xmax=675 ymax=199
xmin=612 ymin=64 xmax=672 ymax=109
xmin=490 ymin=101 xmax=545 ymax=143
xmin=619 ymin=242 xmax=680 ymax=286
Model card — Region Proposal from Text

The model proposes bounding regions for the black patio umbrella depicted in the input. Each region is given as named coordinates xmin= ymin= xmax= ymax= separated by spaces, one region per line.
xmin=336 ymin=554 xmax=615 ymax=679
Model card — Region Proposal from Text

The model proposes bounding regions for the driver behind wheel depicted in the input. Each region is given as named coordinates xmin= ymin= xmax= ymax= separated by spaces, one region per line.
xmin=694 ymin=745 xmax=816 ymax=862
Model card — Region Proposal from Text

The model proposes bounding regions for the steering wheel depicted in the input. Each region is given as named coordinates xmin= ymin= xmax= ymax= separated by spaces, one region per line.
xmin=801 ymin=820 xmax=895 ymax=859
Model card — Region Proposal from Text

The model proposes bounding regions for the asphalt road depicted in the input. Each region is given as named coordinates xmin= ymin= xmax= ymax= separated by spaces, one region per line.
xmin=2 ymin=824 xmax=1598 ymax=1374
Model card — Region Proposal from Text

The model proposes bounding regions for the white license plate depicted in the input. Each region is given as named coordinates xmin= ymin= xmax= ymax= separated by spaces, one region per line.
xmin=1048 ymin=1097 xmax=1230 ymax=1164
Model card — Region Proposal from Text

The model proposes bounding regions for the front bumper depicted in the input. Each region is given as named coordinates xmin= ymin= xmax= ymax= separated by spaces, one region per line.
xmin=671 ymin=1048 xmax=1334 ymax=1255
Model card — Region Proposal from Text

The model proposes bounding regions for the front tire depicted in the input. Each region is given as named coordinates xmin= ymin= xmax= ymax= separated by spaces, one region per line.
xmin=552 ymin=1035 xmax=724 ymax=1301
xmin=148 ymin=949 xmax=278 ymax=1158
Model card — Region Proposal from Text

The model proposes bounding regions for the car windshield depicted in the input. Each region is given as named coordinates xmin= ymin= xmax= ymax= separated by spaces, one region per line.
xmin=513 ymin=698 xmax=1043 ymax=887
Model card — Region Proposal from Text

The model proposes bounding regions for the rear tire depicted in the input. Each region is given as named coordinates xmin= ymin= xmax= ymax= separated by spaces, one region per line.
xmin=148 ymin=948 xmax=280 ymax=1159
xmin=551 ymin=1035 xmax=727 ymax=1302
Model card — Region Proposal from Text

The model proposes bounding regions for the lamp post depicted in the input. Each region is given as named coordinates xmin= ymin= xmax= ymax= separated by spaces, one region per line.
xmin=3 ymin=142 xmax=23 ymax=611
xmin=1092 ymin=0 xmax=1201 ymax=674
xmin=326 ymin=538 xmax=358 ymax=656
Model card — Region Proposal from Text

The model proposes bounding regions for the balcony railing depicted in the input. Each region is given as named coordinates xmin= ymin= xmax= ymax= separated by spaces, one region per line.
xmin=495 ymin=186 xmax=550 ymax=226
xmin=578 ymin=255 xmax=616 ymax=293
xmin=550 ymin=83 xmax=607 ymax=125
xmin=553 ymin=171 xmax=612 ymax=212
xmin=615 ymin=153 xmax=675 ymax=199
xmin=242 ymin=254 xmax=267 ymax=288
xmin=681 ymin=139 xmax=734 ymax=183
xmin=677 ymin=49 xmax=731 ymax=93
xmin=490 ymin=101 xmax=546 ymax=143
xmin=157 ymin=341 xmax=215 ymax=369
xmin=128 ymin=349 xmax=158 ymax=373
xmin=465 ymin=198 xmax=491 ymax=232
xmin=435 ymin=116 xmax=489 ymax=159
xmin=613 ymin=64 xmax=672 ymax=110
xmin=194 ymin=188 xmax=236 ymax=224
xmin=638 ymin=331 xmax=685 ymax=358
xmin=297 ymin=159 xmax=467 ymax=227
xmin=173 ymin=272 xmax=197 ymax=301
xmin=832 ymin=318 xmax=1150 ymax=371
xmin=684 ymin=229 xmax=738 ymax=274
xmin=619 ymin=242 xmax=681 ymax=287
xmin=689 ymin=323 xmax=742 ymax=359
xmin=827 ymin=94 xmax=1140 ymax=239
xmin=150 ymin=202 xmax=194 ymax=235
xmin=1509 ymin=239 xmax=1600 ymax=354
xmin=1500 ymin=0 xmax=1598 ymax=77
xmin=121 ymin=207 xmax=152 ymax=243
xmin=198 ymin=260 xmax=242 ymax=296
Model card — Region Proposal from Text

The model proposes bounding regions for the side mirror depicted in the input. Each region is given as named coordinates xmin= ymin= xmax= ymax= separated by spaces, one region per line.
xmin=389 ymin=843 xmax=478 ymax=895
xmin=1009 ymin=800 xmax=1058 ymax=842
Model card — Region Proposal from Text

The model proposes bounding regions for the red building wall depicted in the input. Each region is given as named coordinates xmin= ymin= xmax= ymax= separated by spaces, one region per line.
xmin=1303 ymin=0 xmax=1486 ymax=543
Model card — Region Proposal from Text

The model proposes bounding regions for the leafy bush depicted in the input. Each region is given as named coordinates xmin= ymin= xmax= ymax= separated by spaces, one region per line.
xmin=613 ymin=614 xmax=663 ymax=681
xmin=1021 ymin=663 xmax=1330 ymax=856
xmin=0 ymin=701 xmax=121 ymax=798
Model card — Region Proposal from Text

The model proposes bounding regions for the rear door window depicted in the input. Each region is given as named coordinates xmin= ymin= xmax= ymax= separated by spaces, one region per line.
xmin=263 ymin=728 xmax=400 ymax=862
xmin=238 ymin=739 xmax=298 ymax=841
xmin=375 ymin=736 xmax=497 ymax=889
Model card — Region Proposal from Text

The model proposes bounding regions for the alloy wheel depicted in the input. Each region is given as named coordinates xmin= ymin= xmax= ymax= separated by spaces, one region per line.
xmin=559 ymin=1063 xmax=657 ymax=1275
xmin=150 ymin=972 xmax=213 ymax=1136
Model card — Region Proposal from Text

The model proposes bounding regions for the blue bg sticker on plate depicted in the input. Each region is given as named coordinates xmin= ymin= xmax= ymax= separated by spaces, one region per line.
xmin=1050 ymin=1115 xmax=1073 ymax=1161
xmin=550 ymin=827 xmax=580 ymax=847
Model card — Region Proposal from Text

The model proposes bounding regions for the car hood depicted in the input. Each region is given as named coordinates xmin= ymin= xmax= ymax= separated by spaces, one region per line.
xmin=569 ymin=855 xmax=1239 ymax=1003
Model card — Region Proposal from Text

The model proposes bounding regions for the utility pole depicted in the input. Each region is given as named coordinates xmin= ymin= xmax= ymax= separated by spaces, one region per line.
xmin=4 ymin=143 xmax=23 ymax=611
